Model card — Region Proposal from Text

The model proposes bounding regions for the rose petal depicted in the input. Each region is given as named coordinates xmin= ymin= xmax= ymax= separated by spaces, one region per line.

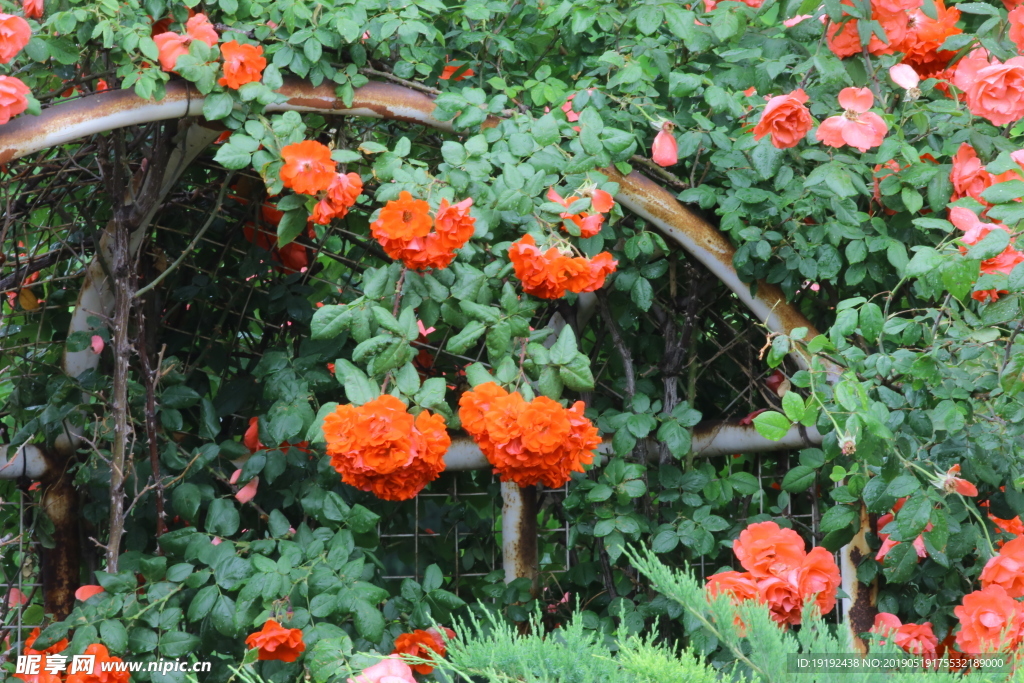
xmin=90 ymin=335 xmax=104 ymax=354
xmin=75 ymin=585 xmax=105 ymax=601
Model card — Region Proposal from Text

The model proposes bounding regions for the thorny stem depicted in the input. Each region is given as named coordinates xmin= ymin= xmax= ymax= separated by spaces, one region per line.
xmin=380 ymin=267 xmax=409 ymax=395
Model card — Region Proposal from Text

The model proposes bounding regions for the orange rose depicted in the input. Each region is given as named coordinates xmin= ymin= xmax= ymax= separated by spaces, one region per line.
xmin=706 ymin=570 xmax=762 ymax=633
xmin=953 ymin=49 xmax=1024 ymax=126
xmin=757 ymin=576 xmax=804 ymax=625
xmin=0 ymin=75 xmax=30 ymax=125
xmin=954 ymin=585 xmax=1024 ymax=654
xmin=245 ymin=619 xmax=306 ymax=663
xmin=508 ymin=234 xmax=616 ymax=300
xmin=22 ymin=0 xmax=42 ymax=19
xmin=0 ymin=13 xmax=31 ymax=64
xmin=323 ymin=395 xmax=448 ymax=501
xmin=392 ymin=627 xmax=454 ymax=674
xmin=753 ymin=89 xmax=813 ymax=149
xmin=518 ymin=397 xmax=572 ymax=454
xmin=460 ymin=386 xmax=600 ymax=488
xmin=981 ymin=536 xmax=1024 ymax=598
xmin=65 ymin=644 xmax=130 ymax=683
xmin=795 ymin=546 xmax=841 ymax=615
xmin=219 ymin=41 xmax=266 ymax=89
xmin=732 ymin=521 xmax=806 ymax=578
xmin=280 ymin=140 xmax=335 ymax=195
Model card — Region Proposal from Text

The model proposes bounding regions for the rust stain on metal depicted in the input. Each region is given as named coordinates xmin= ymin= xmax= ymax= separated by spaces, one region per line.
xmin=40 ymin=453 xmax=80 ymax=620
xmin=847 ymin=503 xmax=877 ymax=654
xmin=516 ymin=485 xmax=539 ymax=596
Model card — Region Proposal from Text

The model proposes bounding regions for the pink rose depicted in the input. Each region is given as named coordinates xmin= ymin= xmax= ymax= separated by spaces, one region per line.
xmin=816 ymin=87 xmax=888 ymax=152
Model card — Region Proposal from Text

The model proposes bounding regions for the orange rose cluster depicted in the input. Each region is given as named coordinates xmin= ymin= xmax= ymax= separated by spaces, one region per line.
xmin=277 ymin=140 xmax=364 ymax=224
xmin=705 ymin=521 xmax=840 ymax=627
xmin=508 ymin=234 xmax=617 ymax=299
xmin=322 ymin=395 xmax=450 ymax=501
xmin=370 ymin=191 xmax=475 ymax=271
xmin=153 ymin=13 xmax=267 ymax=89
xmin=458 ymin=382 xmax=601 ymax=488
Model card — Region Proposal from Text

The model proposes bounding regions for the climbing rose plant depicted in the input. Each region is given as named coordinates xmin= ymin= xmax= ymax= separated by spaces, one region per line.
xmin=3 ymin=0 xmax=1024 ymax=677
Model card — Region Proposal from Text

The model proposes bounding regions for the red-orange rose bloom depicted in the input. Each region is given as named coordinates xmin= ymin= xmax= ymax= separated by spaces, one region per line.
xmin=459 ymin=383 xmax=601 ymax=488
xmin=245 ymin=619 xmax=306 ymax=663
xmin=219 ymin=40 xmax=266 ymax=89
xmin=280 ymin=140 xmax=335 ymax=195
xmin=392 ymin=627 xmax=455 ymax=674
xmin=0 ymin=75 xmax=30 ymax=125
xmin=0 ymin=13 xmax=31 ymax=64
xmin=370 ymin=192 xmax=475 ymax=270
xmin=954 ymin=585 xmax=1024 ymax=654
xmin=753 ymin=89 xmax=813 ymax=149
xmin=981 ymin=536 xmax=1024 ymax=598
xmin=65 ymin=644 xmax=130 ymax=683
xmin=733 ymin=521 xmax=806 ymax=578
xmin=323 ymin=395 xmax=449 ymax=501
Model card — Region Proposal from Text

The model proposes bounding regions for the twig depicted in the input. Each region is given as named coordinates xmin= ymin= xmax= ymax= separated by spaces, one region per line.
xmin=135 ymin=172 xmax=235 ymax=299
xmin=358 ymin=67 xmax=441 ymax=96
xmin=596 ymin=290 xmax=635 ymax=400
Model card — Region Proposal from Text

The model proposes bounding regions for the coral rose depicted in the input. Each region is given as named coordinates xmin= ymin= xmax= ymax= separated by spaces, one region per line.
xmin=22 ymin=0 xmax=42 ymax=20
xmin=0 ymin=75 xmax=30 ymax=125
xmin=65 ymin=644 xmax=130 ymax=683
xmin=280 ymin=140 xmax=335 ymax=195
xmin=154 ymin=31 xmax=188 ymax=71
xmin=981 ymin=536 xmax=1024 ymax=598
xmin=440 ymin=62 xmax=474 ymax=81
xmin=871 ymin=613 xmax=939 ymax=656
xmin=508 ymin=234 xmax=617 ymax=299
xmin=950 ymin=143 xmax=995 ymax=204
xmin=706 ymin=570 xmax=762 ymax=603
xmin=370 ymin=192 xmax=474 ymax=270
xmin=953 ymin=49 xmax=1024 ymax=126
xmin=898 ymin=0 xmax=961 ymax=79
xmin=954 ymin=585 xmax=1024 ymax=654
xmin=0 ymin=13 xmax=31 ymax=64
xmin=1012 ymin=6 xmax=1024 ymax=52
xmin=392 ymin=627 xmax=454 ymax=674
xmin=796 ymin=546 xmax=841 ymax=614
xmin=733 ymin=521 xmax=806 ymax=578
xmin=219 ymin=40 xmax=266 ymax=89
xmin=348 ymin=655 xmax=416 ymax=683
xmin=816 ymin=87 xmax=888 ymax=152
xmin=753 ymin=89 xmax=813 ymax=149
xmin=651 ymin=124 xmax=678 ymax=167
xmin=757 ymin=576 xmax=804 ymax=625
xmin=245 ymin=619 xmax=306 ymax=662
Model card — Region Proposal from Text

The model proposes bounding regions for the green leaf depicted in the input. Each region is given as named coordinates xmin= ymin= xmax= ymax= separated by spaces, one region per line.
xmin=172 ymin=483 xmax=201 ymax=523
xmin=819 ymin=505 xmax=858 ymax=533
xmin=559 ymin=354 xmax=595 ymax=390
xmin=782 ymin=465 xmax=816 ymax=492
xmin=336 ymin=360 xmax=380 ymax=405
xmin=205 ymin=499 xmax=240 ymax=536
xmin=213 ymin=142 xmax=252 ymax=170
xmin=981 ymin=179 xmax=1024 ymax=203
xmin=533 ymin=114 xmax=560 ymax=146
xmin=188 ymin=585 xmax=219 ymax=622
xmin=308 ymin=637 xmax=355 ymax=683
xmin=781 ymin=391 xmax=805 ymax=423
xmin=897 ymin=494 xmax=932 ymax=539
xmin=882 ymin=541 xmax=918 ymax=583
xmin=446 ymin=321 xmax=486 ymax=354
xmin=858 ymin=303 xmax=884 ymax=343
xmin=351 ymin=599 xmax=385 ymax=643
xmin=905 ymin=247 xmax=943 ymax=278
xmin=550 ymin=325 xmax=579 ymax=365
xmin=967 ymin=228 xmax=1010 ymax=260
xmin=99 ymin=620 xmax=128 ymax=654
xmin=752 ymin=410 xmax=790 ymax=441
xmin=277 ymin=209 xmax=307 ymax=247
